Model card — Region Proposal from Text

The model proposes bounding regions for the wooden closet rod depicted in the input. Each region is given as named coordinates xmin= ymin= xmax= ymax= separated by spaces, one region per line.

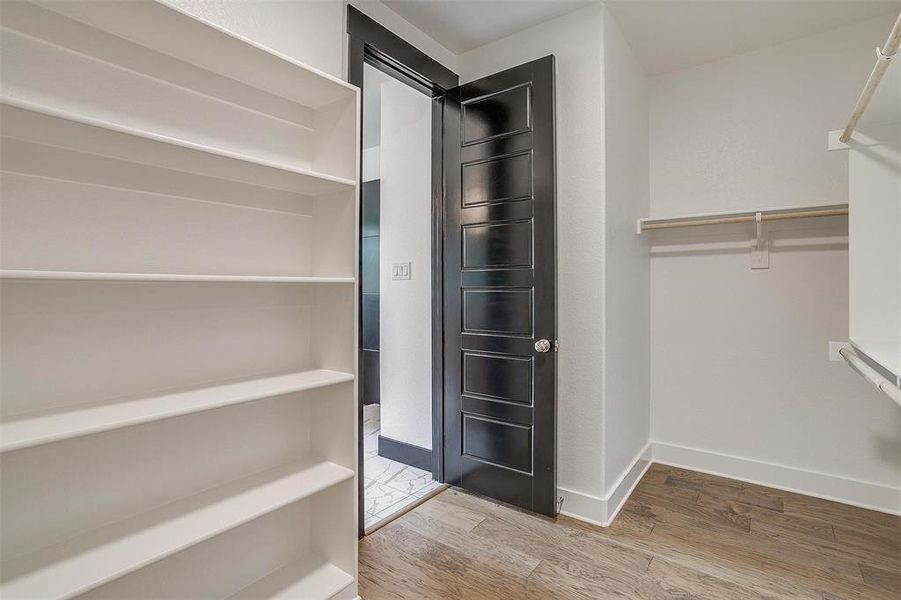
xmin=840 ymin=12 xmax=901 ymax=143
xmin=637 ymin=204 xmax=848 ymax=233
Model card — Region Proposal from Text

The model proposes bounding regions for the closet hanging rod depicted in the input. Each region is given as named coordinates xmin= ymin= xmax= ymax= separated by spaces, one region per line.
xmin=840 ymin=12 xmax=901 ymax=143
xmin=839 ymin=346 xmax=901 ymax=407
xmin=637 ymin=203 xmax=848 ymax=233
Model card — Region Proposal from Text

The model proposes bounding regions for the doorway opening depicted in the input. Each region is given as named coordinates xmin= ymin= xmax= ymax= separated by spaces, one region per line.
xmin=360 ymin=62 xmax=439 ymax=528
xmin=348 ymin=6 xmax=459 ymax=536
xmin=350 ymin=7 xmax=558 ymax=533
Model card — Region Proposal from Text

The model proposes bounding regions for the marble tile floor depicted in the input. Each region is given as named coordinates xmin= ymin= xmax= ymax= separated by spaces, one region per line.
xmin=362 ymin=404 xmax=442 ymax=529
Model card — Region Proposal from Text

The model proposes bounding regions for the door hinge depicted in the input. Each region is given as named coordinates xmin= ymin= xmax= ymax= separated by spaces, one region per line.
xmin=554 ymin=340 xmax=559 ymax=352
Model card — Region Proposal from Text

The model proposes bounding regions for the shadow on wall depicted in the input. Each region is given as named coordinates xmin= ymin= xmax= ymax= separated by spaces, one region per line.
xmin=875 ymin=422 xmax=901 ymax=473
xmin=846 ymin=138 xmax=901 ymax=172
xmin=851 ymin=119 xmax=901 ymax=173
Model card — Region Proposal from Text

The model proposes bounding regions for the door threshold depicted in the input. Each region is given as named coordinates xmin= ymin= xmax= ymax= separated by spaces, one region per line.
xmin=363 ymin=484 xmax=449 ymax=536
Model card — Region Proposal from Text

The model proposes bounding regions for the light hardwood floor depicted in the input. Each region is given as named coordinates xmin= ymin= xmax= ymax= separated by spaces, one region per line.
xmin=359 ymin=464 xmax=900 ymax=599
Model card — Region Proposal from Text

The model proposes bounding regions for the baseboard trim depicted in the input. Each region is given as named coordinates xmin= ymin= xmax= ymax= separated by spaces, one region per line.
xmin=558 ymin=440 xmax=900 ymax=528
xmin=557 ymin=487 xmax=607 ymax=526
xmin=607 ymin=444 xmax=654 ymax=524
xmin=332 ymin=581 xmax=358 ymax=600
xmin=652 ymin=442 xmax=901 ymax=516
xmin=378 ymin=435 xmax=432 ymax=472
xmin=558 ymin=441 xmax=652 ymax=527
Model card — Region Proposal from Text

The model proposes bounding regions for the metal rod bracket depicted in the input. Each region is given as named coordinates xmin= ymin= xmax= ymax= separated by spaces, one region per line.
xmin=876 ymin=45 xmax=896 ymax=61
xmin=751 ymin=212 xmax=769 ymax=269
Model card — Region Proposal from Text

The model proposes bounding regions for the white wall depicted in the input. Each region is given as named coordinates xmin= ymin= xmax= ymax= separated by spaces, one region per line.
xmin=649 ymin=15 xmax=901 ymax=512
xmin=601 ymin=7 xmax=651 ymax=504
xmin=362 ymin=146 xmax=380 ymax=183
xmin=378 ymin=78 xmax=433 ymax=450
xmin=165 ymin=0 xmax=345 ymax=78
xmin=458 ymin=4 xmax=609 ymax=507
xmin=171 ymin=0 xmax=458 ymax=81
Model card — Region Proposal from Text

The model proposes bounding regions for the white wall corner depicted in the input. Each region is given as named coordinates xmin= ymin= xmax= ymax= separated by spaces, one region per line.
xmin=559 ymin=441 xmax=652 ymax=527
xmin=651 ymin=442 xmax=901 ymax=516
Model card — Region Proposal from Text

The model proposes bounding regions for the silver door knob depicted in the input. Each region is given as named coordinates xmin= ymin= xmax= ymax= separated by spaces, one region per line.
xmin=534 ymin=339 xmax=552 ymax=353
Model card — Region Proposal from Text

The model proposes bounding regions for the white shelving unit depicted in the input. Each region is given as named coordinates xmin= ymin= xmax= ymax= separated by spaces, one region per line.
xmin=0 ymin=1 xmax=359 ymax=598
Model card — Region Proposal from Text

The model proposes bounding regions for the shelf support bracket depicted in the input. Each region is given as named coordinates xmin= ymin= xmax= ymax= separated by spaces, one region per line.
xmin=751 ymin=211 xmax=769 ymax=269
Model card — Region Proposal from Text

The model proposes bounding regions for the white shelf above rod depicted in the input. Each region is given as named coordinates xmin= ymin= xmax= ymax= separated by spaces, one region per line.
xmin=636 ymin=203 xmax=848 ymax=234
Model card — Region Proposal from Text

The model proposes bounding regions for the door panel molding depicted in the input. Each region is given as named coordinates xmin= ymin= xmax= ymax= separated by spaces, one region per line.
xmin=462 ymin=82 xmax=533 ymax=145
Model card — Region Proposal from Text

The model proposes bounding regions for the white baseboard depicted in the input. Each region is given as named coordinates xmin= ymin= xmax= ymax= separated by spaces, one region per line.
xmin=558 ymin=440 xmax=900 ymax=527
xmin=652 ymin=442 xmax=901 ymax=516
xmin=558 ymin=442 xmax=652 ymax=526
xmin=557 ymin=486 xmax=607 ymax=526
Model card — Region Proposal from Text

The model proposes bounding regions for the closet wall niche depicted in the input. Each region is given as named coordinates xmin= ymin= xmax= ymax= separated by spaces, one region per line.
xmin=0 ymin=1 xmax=360 ymax=598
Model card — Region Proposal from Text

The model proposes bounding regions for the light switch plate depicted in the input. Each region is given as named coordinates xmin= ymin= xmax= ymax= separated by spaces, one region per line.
xmin=391 ymin=261 xmax=411 ymax=280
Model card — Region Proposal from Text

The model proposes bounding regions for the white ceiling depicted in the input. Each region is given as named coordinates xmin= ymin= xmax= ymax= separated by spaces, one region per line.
xmin=382 ymin=0 xmax=900 ymax=74
xmin=382 ymin=0 xmax=596 ymax=54
xmin=606 ymin=1 xmax=901 ymax=75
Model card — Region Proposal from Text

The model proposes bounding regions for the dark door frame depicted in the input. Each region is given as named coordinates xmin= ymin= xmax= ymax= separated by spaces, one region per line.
xmin=346 ymin=5 xmax=459 ymax=537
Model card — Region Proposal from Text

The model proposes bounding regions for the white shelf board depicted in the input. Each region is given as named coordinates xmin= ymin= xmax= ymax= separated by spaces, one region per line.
xmin=228 ymin=555 xmax=354 ymax=600
xmin=33 ymin=0 xmax=357 ymax=110
xmin=637 ymin=202 xmax=848 ymax=233
xmin=0 ymin=270 xmax=354 ymax=284
xmin=0 ymin=459 xmax=354 ymax=599
xmin=0 ymin=99 xmax=356 ymax=195
xmin=0 ymin=370 xmax=354 ymax=453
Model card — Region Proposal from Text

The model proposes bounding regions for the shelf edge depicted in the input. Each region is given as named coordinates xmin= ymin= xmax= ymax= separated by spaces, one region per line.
xmin=0 ymin=98 xmax=357 ymax=190
xmin=0 ymin=460 xmax=355 ymax=599
xmin=0 ymin=370 xmax=354 ymax=453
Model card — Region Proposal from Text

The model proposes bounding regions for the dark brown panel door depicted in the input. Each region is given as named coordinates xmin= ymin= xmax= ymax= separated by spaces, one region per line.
xmin=443 ymin=56 xmax=556 ymax=516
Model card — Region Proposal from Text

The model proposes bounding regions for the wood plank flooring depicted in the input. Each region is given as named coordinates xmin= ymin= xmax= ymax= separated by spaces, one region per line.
xmin=359 ymin=464 xmax=900 ymax=599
